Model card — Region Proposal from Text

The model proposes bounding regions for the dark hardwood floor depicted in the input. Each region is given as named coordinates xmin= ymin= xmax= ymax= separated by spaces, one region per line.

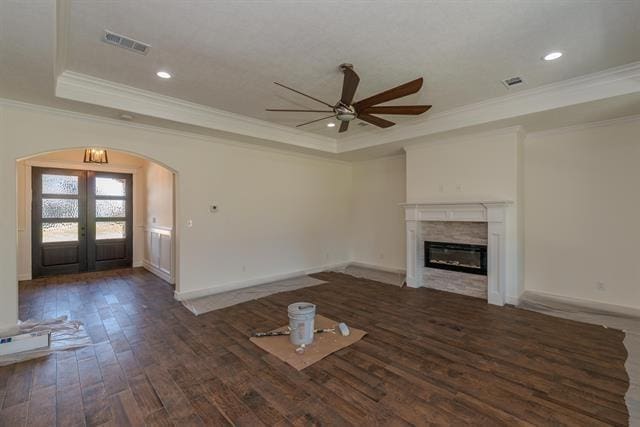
xmin=0 ymin=268 xmax=629 ymax=426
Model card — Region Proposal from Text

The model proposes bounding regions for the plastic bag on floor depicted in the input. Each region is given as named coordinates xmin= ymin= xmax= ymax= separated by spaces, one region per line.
xmin=0 ymin=316 xmax=91 ymax=366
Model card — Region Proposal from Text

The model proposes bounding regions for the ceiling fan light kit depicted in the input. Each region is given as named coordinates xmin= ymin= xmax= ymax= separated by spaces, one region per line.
xmin=267 ymin=63 xmax=431 ymax=133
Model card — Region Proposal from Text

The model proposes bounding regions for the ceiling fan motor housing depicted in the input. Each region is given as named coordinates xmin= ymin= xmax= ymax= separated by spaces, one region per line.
xmin=335 ymin=104 xmax=357 ymax=121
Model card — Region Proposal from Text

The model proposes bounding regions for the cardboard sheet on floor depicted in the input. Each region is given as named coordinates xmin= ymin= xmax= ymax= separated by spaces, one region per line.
xmin=250 ymin=315 xmax=366 ymax=370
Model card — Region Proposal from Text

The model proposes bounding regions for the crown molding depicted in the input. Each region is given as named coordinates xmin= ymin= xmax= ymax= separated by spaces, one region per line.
xmin=55 ymin=71 xmax=338 ymax=153
xmin=45 ymin=61 xmax=640 ymax=156
xmin=402 ymin=125 xmax=524 ymax=152
xmin=0 ymin=98 xmax=352 ymax=166
xmin=525 ymin=112 xmax=640 ymax=139
xmin=338 ymin=61 xmax=640 ymax=153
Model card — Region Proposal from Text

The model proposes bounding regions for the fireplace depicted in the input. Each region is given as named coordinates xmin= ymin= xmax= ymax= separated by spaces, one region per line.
xmin=424 ymin=241 xmax=487 ymax=276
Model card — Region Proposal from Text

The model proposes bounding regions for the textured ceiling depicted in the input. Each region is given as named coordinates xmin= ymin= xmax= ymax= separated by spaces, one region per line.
xmin=63 ymin=0 xmax=640 ymax=136
xmin=1 ymin=0 xmax=639 ymax=148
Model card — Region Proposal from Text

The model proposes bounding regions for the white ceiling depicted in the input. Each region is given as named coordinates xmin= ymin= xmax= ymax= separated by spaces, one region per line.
xmin=63 ymin=0 xmax=640 ymax=136
xmin=1 ymin=0 xmax=640 ymax=156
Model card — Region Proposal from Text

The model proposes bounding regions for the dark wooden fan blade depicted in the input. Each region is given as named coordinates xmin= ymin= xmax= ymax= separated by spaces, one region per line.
xmin=358 ymin=113 xmax=395 ymax=128
xmin=340 ymin=66 xmax=360 ymax=106
xmin=266 ymin=109 xmax=334 ymax=113
xmin=361 ymin=105 xmax=432 ymax=115
xmin=354 ymin=78 xmax=424 ymax=111
xmin=295 ymin=114 xmax=337 ymax=128
xmin=339 ymin=121 xmax=349 ymax=133
xmin=273 ymin=82 xmax=334 ymax=108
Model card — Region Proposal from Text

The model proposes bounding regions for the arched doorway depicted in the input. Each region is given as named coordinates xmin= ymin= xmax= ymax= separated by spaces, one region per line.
xmin=16 ymin=148 xmax=177 ymax=285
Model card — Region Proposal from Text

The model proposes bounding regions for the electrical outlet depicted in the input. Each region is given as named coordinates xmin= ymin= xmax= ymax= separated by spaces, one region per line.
xmin=242 ymin=265 xmax=247 ymax=272
xmin=596 ymin=281 xmax=606 ymax=291
xmin=187 ymin=219 xmax=193 ymax=228
xmin=152 ymin=217 xmax=157 ymax=223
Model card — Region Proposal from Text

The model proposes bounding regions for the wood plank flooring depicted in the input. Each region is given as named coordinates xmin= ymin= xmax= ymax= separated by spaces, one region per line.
xmin=1 ymin=268 xmax=629 ymax=426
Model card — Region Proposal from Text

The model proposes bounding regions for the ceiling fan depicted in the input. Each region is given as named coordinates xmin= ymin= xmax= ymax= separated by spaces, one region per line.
xmin=267 ymin=63 xmax=431 ymax=133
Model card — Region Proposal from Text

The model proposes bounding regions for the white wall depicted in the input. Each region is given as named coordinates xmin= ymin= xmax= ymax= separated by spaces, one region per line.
xmin=0 ymin=103 xmax=352 ymax=328
xmin=350 ymin=155 xmax=406 ymax=271
xmin=405 ymin=130 xmax=521 ymax=203
xmin=15 ymin=149 xmax=148 ymax=280
xmin=524 ymin=119 xmax=640 ymax=310
xmin=404 ymin=129 xmax=523 ymax=302
xmin=142 ymin=160 xmax=175 ymax=283
xmin=3 ymin=100 xmax=638 ymax=329
xmin=143 ymin=161 xmax=174 ymax=228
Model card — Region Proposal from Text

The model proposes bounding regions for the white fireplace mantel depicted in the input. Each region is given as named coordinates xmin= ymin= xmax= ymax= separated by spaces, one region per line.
xmin=401 ymin=201 xmax=514 ymax=306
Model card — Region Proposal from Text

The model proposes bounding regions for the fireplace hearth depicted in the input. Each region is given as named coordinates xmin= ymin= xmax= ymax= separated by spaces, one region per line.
xmin=425 ymin=241 xmax=487 ymax=276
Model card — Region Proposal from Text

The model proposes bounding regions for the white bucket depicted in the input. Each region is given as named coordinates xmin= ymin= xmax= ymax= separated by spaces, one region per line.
xmin=288 ymin=302 xmax=316 ymax=346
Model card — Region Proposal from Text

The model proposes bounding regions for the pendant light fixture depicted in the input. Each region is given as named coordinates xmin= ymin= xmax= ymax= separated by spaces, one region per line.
xmin=83 ymin=148 xmax=109 ymax=164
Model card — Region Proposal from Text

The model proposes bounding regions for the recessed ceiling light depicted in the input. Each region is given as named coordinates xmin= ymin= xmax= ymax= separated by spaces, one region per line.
xmin=327 ymin=122 xmax=336 ymax=128
xmin=543 ymin=51 xmax=563 ymax=61
xmin=156 ymin=71 xmax=172 ymax=79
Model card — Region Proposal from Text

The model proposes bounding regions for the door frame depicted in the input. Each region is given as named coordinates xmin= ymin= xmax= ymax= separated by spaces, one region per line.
xmin=31 ymin=167 xmax=88 ymax=278
xmin=87 ymin=170 xmax=134 ymax=271
xmin=23 ymin=159 xmax=142 ymax=281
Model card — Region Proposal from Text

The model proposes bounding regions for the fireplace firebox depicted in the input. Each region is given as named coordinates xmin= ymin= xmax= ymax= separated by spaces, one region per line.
xmin=424 ymin=241 xmax=487 ymax=276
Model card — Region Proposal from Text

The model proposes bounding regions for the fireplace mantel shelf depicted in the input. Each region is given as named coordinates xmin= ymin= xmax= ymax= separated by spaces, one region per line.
xmin=400 ymin=200 xmax=513 ymax=207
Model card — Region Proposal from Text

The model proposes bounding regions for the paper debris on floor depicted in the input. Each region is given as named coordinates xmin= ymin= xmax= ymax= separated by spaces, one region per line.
xmin=182 ymin=275 xmax=327 ymax=315
xmin=518 ymin=292 xmax=640 ymax=426
xmin=0 ymin=316 xmax=91 ymax=366
xmin=250 ymin=315 xmax=367 ymax=370
xmin=333 ymin=264 xmax=405 ymax=287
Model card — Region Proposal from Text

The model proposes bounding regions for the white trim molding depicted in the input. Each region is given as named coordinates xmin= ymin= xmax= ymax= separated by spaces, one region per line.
xmin=401 ymin=201 xmax=515 ymax=306
xmin=56 ymin=71 xmax=337 ymax=153
xmin=339 ymin=61 xmax=640 ymax=152
xmin=52 ymin=61 xmax=640 ymax=155
xmin=143 ymin=226 xmax=174 ymax=284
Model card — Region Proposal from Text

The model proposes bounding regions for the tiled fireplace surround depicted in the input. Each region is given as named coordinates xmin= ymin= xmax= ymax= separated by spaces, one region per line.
xmin=403 ymin=202 xmax=515 ymax=306
xmin=422 ymin=221 xmax=488 ymax=299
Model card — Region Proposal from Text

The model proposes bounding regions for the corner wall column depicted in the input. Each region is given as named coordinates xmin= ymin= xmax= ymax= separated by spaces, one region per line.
xmin=405 ymin=219 xmax=422 ymax=287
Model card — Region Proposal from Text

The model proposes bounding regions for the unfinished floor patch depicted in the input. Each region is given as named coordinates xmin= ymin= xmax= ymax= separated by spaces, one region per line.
xmin=182 ymin=275 xmax=327 ymax=315
xmin=250 ymin=315 xmax=367 ymax=370
xmin=333 ymin=265 xmax=405 ymax=287
xmin=519 ymin=292 xmax=640 ymax=425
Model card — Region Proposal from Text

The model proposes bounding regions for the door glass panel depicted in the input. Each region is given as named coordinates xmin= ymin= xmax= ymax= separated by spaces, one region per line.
xmin=42 ymin=222 xmax=78 ymax=242
xmin=96 ymin=221 xmax=126 ymax=240
xmin=96 ymin=200 xmax=125 ymax=218
xmin=42 ymin=174 xmax=78 ymax=195
xmin=42 ymin=198 xmax=79 ymax=218
xmin=95 ymin=177 xmax=126 ymax=196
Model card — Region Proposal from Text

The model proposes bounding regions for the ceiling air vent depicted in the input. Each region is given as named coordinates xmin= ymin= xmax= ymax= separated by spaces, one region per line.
xmin=102 ymin=30 xmax=150 ymax=55
xmin=502 ymin=76 xmax=524 ymax=89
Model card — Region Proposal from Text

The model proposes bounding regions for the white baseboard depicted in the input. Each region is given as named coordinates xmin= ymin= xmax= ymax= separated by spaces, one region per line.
xmin=505 ymin=294 xmax=521 ymax=306
xmin=348 ymin=261 xmax=406 ymax=275
xmin=521 ymin=289 xmax=640 ymax=318
xmin=132 ymin=260 xmax=144 ymax=268
xmin=174 ymin=261 xmax=349 ymax=301
xmin=17 ymin=273 xmax=32 ymax=282
xmin=143 ymin=260 xmax=174 ymax=284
